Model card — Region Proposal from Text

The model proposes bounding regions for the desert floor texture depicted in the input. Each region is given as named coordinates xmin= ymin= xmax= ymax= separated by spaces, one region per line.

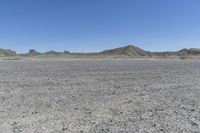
xmin=0 ymin=59 xmax=200 ymax=133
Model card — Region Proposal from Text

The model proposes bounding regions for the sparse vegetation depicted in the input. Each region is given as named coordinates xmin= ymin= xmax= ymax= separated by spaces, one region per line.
xmin=180 ymin=55 xmax=187 ymax=59
xmin=2 ymin=57 xmax=21 ymax=60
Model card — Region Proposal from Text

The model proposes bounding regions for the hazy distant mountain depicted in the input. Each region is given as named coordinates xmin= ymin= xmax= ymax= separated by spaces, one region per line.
xmin=0 ymin=49 xmax=16 ymax=56
xmin=1 ymin=45 xmax=200 ymax=59
xmin=178 ymin=48 xmax=200 ymax=55
xmin=44 ymin=50 xmax=62 ymax=55
xmin=26 ymin=49 xmax=41 ymax=56
xmin=63 ymin=50 xmax=70 ymax=54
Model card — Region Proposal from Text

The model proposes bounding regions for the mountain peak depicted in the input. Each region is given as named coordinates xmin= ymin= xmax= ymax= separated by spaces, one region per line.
xmin=27 ymin=49 xmax=41 ymax=56
xmin=101 ymin=44 xmax=149 ymax=57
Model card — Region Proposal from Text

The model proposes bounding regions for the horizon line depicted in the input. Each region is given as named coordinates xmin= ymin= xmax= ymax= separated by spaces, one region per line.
xmin=1 ymin=44 xmax=200 ymax=54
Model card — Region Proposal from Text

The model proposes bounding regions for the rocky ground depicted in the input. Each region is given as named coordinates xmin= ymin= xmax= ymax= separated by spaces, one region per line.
xmin=0 ymin=59 xmax=200 ymax=133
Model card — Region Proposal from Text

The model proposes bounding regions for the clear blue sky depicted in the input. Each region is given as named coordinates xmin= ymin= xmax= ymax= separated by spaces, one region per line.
xmin=0 ymin=0 xmax=200 ymax=53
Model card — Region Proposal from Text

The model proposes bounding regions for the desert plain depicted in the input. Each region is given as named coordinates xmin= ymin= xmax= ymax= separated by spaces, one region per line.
xmin=0 ymin=59 xmax=200 ymax=133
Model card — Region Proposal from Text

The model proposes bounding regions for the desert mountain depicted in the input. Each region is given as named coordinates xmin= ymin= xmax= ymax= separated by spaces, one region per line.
xmin=100 ymin=45 xmax=150 ymax=57
xmin=63 ymin=50 xmax=70 ymax=54
xmin=44 ymin=50 xmax=62 ymax=55
xmin=26 ymin=49 xmax=41 ymax=56
xmin=178 ymin=48 xmax=200 ymax=55
xmin=1 ymin=45 xmax=200 ymax=59
xmin=0 ymin=49 xmax=16 ymax=56
xmin=99 ymin=45 xmax=200 ymax=58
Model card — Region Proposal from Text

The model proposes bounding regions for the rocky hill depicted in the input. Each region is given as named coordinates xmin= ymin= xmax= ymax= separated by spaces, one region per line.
xmin=0 ymin=49 xmax=16 ymax=56
xmin=1 ymin=45 xmax=200 ymax=59
xmin=100 ymin=45 xmax=151 ymax=58
xmin=99 ymin=45 xmax=200 ymax=59
xmin=26 ymin=49 xmax=41 ymax=56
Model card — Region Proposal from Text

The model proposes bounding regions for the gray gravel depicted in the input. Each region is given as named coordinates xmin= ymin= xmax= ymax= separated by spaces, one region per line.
xmin=0 ymin=59 xmax=200 ymax=133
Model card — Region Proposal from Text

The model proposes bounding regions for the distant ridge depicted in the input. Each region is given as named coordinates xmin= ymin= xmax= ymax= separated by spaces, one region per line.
xmin=1 ymin=45 xmax=200 ymax=59
xmin=100 ymin=45 xmax=150 ymax=57
xmin=44 ymin=50 xmax=62 ymax=55
xmin=0 ymin=49 xmax=16 ymax=56
xmin=26 ymin=49 xmax=41 ymax=56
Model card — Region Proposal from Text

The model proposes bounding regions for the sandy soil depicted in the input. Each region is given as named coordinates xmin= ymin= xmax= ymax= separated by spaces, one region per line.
xmin=0 ymin=59 xmax=200 ymax=133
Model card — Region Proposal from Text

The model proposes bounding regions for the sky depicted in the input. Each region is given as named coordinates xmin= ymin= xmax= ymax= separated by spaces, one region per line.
xmin=0 ymin=0 xmax=200 ymax=53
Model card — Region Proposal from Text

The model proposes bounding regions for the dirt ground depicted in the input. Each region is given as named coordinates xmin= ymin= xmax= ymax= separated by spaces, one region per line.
xmin=0 ymin=59 xmax=200 ymax=133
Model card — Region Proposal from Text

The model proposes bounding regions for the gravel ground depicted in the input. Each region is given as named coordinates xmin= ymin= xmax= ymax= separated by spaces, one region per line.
xmin=0 ymin=59 xmax=200 ymax=133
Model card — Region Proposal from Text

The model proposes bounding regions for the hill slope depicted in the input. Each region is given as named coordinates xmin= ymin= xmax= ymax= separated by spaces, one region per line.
xmin=1 ymin=45 xmax=200 ymax=59
xmin=100 ymin=45 xmax=150 ymax=57
xmin=0 ymin=49 xmax=16 ymax=56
